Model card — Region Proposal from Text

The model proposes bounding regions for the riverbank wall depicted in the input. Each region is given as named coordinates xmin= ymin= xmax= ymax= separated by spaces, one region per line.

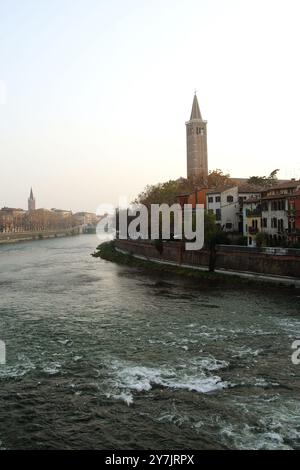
xmin=0 ymin=227 xmax=83 ymax=245
xmin=115 ymin=239 xmax=300 ymax=278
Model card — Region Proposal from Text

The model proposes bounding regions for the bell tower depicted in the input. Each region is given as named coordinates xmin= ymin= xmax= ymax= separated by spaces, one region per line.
xmin=28 ymin=188 xmax=36 ymax=212
xmin=186 ymin=93 xmax=208 ymax=181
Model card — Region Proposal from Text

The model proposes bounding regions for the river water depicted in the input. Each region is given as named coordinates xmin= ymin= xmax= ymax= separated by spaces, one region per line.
xmin=0 ymin=235 xmax=299 ymax=450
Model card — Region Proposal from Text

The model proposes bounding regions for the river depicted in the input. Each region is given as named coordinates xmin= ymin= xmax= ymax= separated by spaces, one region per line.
xmin=0 ymin=235 xmax=299 ymax=450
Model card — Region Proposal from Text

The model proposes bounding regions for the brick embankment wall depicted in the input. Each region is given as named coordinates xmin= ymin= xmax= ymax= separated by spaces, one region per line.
xmin=115 ymin=240 xmax=210 ymax=267
xmin=216 ymin=248 xmax=300 ymax=278
xmin=115 ymin=240 xmax=300 ymax=278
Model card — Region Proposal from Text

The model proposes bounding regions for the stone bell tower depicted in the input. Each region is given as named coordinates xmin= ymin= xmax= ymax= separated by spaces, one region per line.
xmin=186 ymin=93 xmax=208 ymax=181
xmin=28 ymin=187 xmax=36 ymax=212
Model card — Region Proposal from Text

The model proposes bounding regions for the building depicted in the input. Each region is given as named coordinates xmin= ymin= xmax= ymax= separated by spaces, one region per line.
xmin=51 ymin=208 xmax=73 ymax=217
xmin=243 ymin=197 xmax=262 ymax=246
xmin=237 ymin=184 xmax=262 ymax=234
xmin=206 ymin=186 xmax=239 ymax=231
xmin=0 ymin=207 xmax=26 ymax=232
xmin=177 ymin=189 xmax=208 ymax=210
xmin=206 ymin=184 xmax=262 ymax=235
xmin=28 ymin=188 xmax=36 ymax=212
xmin=242 ymin=181 xmax=300 ymax=247
xmin=0 ymin=207 xmax=25 ymax=215
xmin=186 ymin=93 xmax=208 ymax=181
xmin=287 ymin=190 xmax=300 ymax=244
xmin=261 ymin=180 xmax=300 ymax=245
xmin=74 ymin=212 xmax=100 ymax=225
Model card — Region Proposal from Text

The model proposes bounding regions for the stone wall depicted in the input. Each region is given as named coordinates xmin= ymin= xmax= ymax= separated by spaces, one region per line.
xmin=115 ymin=239 xmax=300 ymax=278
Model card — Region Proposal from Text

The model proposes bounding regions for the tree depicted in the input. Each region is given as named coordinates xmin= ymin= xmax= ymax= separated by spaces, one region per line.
xmin=255 ymin=232 xmax=268 ymax=248
xmin=135 ymin=169 xmax=232 ymax=207
xmin=247 ymin=169 xmax=280 ymax=188
xmin=208 ymin=169 xmax=231 ymax=188
xmin=134 ymin=180 xmax=187 ymax=207
xmin=203 ymin=211 xmax=230 ymax=272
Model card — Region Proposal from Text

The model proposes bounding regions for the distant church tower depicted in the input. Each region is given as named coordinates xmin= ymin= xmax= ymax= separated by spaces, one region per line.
xmin=28 ymin=188 xmax=36 ymax=212
xmin=186 ymin=93 xmax=208 ymax=181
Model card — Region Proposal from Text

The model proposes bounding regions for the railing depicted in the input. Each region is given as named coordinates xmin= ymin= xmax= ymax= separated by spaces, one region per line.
xmin=246 ymin=209 xmax=262 ymax=217
xmin=217 ymin=244 xmax=300 ymax=256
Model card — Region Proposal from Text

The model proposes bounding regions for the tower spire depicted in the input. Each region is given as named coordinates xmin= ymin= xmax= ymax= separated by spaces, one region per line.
xmin=28 ymin=187 xmax=36 ymax=212
xmin=190 ymin=93 xmax=202 ymax=120
xmin=186 ymin=93 xmax=208 ymax=181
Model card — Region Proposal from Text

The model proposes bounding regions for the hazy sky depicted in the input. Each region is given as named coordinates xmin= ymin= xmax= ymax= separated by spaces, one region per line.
xmin=1 ymin=0 xmax=300 ymax=212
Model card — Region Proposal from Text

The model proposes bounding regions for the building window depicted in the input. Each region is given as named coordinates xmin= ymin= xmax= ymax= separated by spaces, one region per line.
xmin=216 ymin=209 xmax=221 ymax=221
xmin=208 ymin=197 xmax=214 ymax=203
xmin=227 ymin=195 xmax=234 ymax=203
xmin=262 ymin=218 xmax=267 ymax=228
xmin=278 ymin=219 xmax=284 ymax=232
xmin=279 ymin=200 xmax=285 ymax=210
xmin=270 ymin=200 xmax=286 ymax=211
xmin=216 ymin=196 xmax=221 ymax=203
xmin=226 ymin=222 xmax=233 ymax=229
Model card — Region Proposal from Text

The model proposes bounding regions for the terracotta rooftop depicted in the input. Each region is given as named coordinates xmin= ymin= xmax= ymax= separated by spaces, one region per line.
xmin=244 ymin=197 xmax=261 ymax=204
xmin=238 ymin=184 xmax=264 ymax=193
xmin=261 ymin=180 xmax=300 ymax=192
xmin=0 ymin=207 xmax=25 ymax=212
xmin=207 ymin=186 xmax=236 ymax=194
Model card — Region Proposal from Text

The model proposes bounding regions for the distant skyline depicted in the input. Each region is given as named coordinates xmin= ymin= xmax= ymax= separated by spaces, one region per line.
xmin=1 ymin=0 xmax=300 ymax=212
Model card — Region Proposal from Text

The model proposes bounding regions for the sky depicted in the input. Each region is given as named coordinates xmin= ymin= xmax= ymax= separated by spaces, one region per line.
xmin=0 ymin=0 xmax=300 ymax=212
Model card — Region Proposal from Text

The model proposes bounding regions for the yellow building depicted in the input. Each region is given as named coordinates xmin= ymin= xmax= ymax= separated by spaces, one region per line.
xmin=243 ymin=198 xmax=262 ymax=247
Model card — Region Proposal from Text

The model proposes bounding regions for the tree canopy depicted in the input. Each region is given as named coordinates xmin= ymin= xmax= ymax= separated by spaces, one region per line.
xmin=247 ymin=169 xmax=280 ymax=188
xmin=134 ymin=169 xmax=280 ymax=207
xmin=134 ymin=169 xmax=231 ymax=206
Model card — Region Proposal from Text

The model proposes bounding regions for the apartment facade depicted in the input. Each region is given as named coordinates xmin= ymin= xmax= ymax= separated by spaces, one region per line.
xmin=206 ymin=187 xmax=239 ymax=231
xmin=261 ymin=181 xmax=300 ymax=245
xmin=243 ymin=198 xmax=262 ymax=246
xmin=178 ymin=180 xmax=300 ymax=246
xmin=287 ymin=189 xmax=300 ymax=244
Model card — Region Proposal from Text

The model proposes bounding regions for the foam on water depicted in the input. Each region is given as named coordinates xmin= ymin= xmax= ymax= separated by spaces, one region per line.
xmin=1 ymin=236 xmax=299 ymax=449
xmin=0 ymin=354 xmax=35 ymax=379
xmin=104 ymin=356 xmax=230 ymax=404
xmin=216 ymin=398 xmax=300 ymax=450
xmin=229 ymin=346 xmax=263 ymax=358
xmin=112 ymin=392 xmax=134 ymax=406
xmin=42 ymin=362 xmax=62 ymax=375
xmin=275 ymin=317 xmax=300 ymax=337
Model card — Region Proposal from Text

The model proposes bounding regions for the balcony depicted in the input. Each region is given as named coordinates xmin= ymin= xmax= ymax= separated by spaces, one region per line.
xmin=246 ymin=209 xmax=262 ymax=217
xmin=249 ymin=227 xmax=259 ymax=235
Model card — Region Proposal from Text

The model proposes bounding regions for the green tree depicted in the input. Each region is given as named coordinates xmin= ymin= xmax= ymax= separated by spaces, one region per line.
xmin=247 ymin=169 xmax=280 ymax=188
xmin=255 ymin=232 xmax=268 ymax=248
xmin=135 ymin=169 xmax=232 ymax=206
xmin=204 ymin=211 xmax=230 ymax=272
xmin=208 ymin=169 xmax=231 ymax=188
